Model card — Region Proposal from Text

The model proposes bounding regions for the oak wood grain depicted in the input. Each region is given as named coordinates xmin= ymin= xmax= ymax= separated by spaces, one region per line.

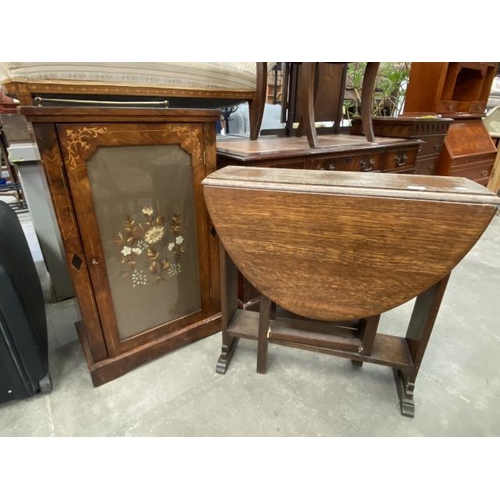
xmin=204 ymin=167 xmax=499 ymax=322
xmin=225 ymin=309 xmax=413 ymax=369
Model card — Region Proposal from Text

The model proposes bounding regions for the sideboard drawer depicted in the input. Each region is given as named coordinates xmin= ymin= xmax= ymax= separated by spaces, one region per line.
xmin=310 ymin=156 xmax=356 ymax=171
xmin=353 ymin=153 xmax=383 ymax=172
xmin=451 ymin=160 xmax=494 ymax=185
xmin=468 ymin=101 xmax=486 ymax=114
xmin=310 ymin=153 xmax=383 ymax=172
xmin=218 ymin=156 xmax=305 ymax=170
xmin=415 ymin=157 xmax=438 ymax=175
xmin=417 ymin=135 xmax=445 ymax=157
xmin=436 ymin=100 xmax=458 ymax=114
xmin=383 ymin=149 xmax=418 ymax=171
xmin=389 ymin=166 xmax=418 ymax=175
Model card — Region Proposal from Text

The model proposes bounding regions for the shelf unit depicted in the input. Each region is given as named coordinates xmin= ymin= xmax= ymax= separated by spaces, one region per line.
xmin=403 ymin=62 xmax=498 ymax=186
xmin=404 ymin=62 xmax=497 ymax=116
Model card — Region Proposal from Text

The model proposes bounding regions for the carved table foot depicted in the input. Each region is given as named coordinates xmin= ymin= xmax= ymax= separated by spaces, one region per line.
xmin=216 ymin=337 xmax=240 ymax=374
xmin=393 ymin=368 xmax=415 ymax=418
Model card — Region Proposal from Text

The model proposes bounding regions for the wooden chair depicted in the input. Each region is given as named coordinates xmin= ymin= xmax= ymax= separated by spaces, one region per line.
xmin=284 ymin=62 xmax=380 ymax=148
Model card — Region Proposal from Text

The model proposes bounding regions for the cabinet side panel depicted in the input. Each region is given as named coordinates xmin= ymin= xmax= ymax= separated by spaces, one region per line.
xmin=403 ymin=63 xmax=448 ymax=113
xmin=32 ymin=123 xmax=108 ymax=362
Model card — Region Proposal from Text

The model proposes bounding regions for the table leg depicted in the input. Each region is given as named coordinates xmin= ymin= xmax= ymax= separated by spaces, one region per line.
xmin=351 ymin=314 xmax=380 ymax=368
xmin=394 ymin=275 xmax=450 ymax=417
xmin=257 ymin=295 xmax=272 ymax=374
xmin=216 ymin=244 xmax=240 ymax=374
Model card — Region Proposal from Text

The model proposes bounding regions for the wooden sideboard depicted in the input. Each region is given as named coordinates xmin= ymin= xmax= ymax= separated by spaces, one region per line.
xmin=22 ymin=107 xmax=222 ymax=386
xmin=350 ymin=116 xmax=453 ymax=176
xmin=217 ymin=134 xmax=422 ymax=174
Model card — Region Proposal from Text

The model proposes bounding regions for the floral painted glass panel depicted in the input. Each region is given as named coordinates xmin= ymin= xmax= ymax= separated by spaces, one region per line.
xmin=86 ymin=145 xmax=201 ymax=340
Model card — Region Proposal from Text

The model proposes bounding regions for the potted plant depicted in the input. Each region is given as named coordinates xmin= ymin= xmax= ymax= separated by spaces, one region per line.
xmin=344 ymin=62 xmax=411 ymax=120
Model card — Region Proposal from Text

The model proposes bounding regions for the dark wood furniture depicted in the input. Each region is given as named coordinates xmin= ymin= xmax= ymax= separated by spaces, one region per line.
xmin=403 ymin=62 xmax=499 ymax=186
xmin=350 ymin=116 xmax=453 ymax=175
xmin=280 ymin=63 xmax=348 ymax=136
xmin=404 ymin=62 xmax=497 ymax=115
xmin=202 ymin=166 xmax=500 ymax=417
xmin=217 ymin=134 xmax=422 ymax=174
xmin=21 ymin=107 xmax=222 ymax=386
xmin=436 ymin=117 xmax=497 ymax=186
xmin=276 ymin=62 xmax=380 ymax=148
xmin=266 ymin=63 xmax=283 ymax=104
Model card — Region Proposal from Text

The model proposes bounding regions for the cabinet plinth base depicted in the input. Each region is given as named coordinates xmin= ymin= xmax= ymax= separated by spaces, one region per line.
xmin=76 ymin=314 xmax=222 ymax=387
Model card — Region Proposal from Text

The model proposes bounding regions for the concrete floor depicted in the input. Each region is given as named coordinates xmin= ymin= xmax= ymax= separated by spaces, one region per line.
xmin=0 ymin=211 xmax=499 ymax=437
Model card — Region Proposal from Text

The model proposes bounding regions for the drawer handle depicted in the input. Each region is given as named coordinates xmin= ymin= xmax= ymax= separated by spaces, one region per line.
xmin=91 ymin=258 xmax=99 ymax=266
xmin=428 ymin=164 xmax=435 ymax=172
xmin=481 ymin=170 xmax=488 ymax=177
xmin=318 ymin=163 xmax=336 ymax=171
xmin=395 ymin=153 xmax=408 ymax=167
xmin=418 ymin=145 xmax=423 ymax=153
xmin=360 ymin=160 xmax=373 ymax=172
xmin=434 ymin=144 xmax=441 ymax=151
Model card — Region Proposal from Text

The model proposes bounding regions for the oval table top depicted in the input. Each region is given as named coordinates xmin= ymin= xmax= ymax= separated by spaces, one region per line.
xmin=203 ymin=166 xmax=500 ymax=321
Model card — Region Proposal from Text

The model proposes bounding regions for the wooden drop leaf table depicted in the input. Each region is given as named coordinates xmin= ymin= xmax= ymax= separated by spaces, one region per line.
xmin=202 ymin=166 xmax=500 ymax=417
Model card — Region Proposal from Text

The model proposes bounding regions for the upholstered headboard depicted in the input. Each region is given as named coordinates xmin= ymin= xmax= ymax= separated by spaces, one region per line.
xmin=0 ymin=62 xmax=268 ymax=139
xmin=0 ymin=62 xmax=258 ymax=93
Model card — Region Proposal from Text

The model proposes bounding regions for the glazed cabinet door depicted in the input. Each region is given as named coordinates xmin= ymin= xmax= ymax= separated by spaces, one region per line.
xmin=56 ymin=122 xmax=219 ymax=356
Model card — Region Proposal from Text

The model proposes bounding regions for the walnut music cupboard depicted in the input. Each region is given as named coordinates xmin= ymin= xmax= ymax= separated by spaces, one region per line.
xmin=22 ymin=107 xmax=221 ymax=386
